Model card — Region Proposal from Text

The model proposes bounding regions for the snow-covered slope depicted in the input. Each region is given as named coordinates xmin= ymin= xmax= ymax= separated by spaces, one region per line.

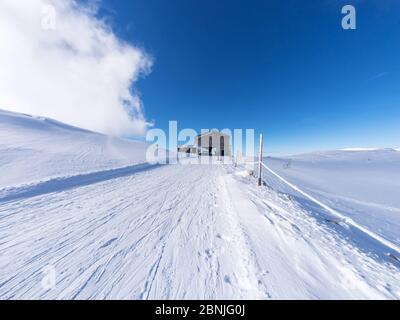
xmin=0 ymin=109 xmax=148 ymax=188
xmin=264 ymin=149 xmax=400 ymax=248
xmin=1 ymin=110 xmax=399 ymax=299
xmin=1 ymin=160 xmax=399 ymax=299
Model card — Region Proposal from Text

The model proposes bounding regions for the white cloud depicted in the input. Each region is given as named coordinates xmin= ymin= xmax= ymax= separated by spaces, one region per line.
xmin=0 ymin=0 xmax=152 ymax=136
xmin=367 ymin=72 xmax=389 ymax=82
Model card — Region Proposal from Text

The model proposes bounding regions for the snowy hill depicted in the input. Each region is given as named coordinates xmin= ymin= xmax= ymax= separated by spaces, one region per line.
xmin=0 ymin=109 xmax=148 ymax=188
xmin=264 ymin=149 xmax=400 ymax=248
xmin=0 ymin=110 xmax=399 ymax=299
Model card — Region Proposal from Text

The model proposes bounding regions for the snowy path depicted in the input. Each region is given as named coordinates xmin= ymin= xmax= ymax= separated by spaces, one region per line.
xmin=0 ymin=163 xmax=399 ymax=299
xmin=0 ymin=163 xmax=262 ymax=299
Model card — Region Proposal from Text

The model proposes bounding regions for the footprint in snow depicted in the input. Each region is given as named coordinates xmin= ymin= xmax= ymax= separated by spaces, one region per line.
xmin=99 ymin=237 xmax=118 ymax=249
xmin=224 ymin=275 xmax=232 ymax=285
xmin=205 ymin=249 xmax=213 ymax=259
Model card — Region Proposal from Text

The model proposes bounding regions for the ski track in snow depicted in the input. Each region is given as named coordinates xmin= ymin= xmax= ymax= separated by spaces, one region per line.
xmin=0 ymin=162 xmax=399 ymax=299
xmin=0 ymin=163 xmax=261 ymax=299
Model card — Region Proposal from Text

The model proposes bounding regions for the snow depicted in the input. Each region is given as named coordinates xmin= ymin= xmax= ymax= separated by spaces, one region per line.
xmin=260 ymin=162 xmax=400 ymax=255
xmin=0 ymin=109 xmax=148 ymax=189
xmin=0 ymin=110 xmax=399 ymax=299
xmin=340 ymin=148 xmax=384 ymax=151
xmin=264 ymin=149 xmax=400 ymax=249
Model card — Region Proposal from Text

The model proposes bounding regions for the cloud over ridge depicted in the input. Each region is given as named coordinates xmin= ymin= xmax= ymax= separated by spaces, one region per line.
xmin=0 ymin=0 xmax=152 ymax=136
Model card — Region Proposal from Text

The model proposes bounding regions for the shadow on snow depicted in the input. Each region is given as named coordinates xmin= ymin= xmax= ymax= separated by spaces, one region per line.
xmin=0 ymin=163 xmax=163 ymax=204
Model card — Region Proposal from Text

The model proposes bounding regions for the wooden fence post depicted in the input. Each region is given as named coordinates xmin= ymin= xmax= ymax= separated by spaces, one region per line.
xmin=258 ymin=134 xmax=263 ymax=186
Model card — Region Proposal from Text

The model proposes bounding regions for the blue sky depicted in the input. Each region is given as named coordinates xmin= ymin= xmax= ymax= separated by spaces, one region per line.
xmin=95 ymin=0 xmax=400 ymax=155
